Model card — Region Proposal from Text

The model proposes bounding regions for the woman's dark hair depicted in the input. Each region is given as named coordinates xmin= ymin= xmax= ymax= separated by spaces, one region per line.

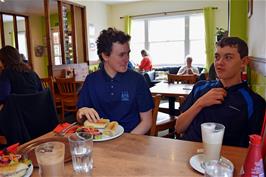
xmin=141 ymin=49 xmax=149 ymax=57
xmin=0 ymin=46 xmax=30 ymax=72
xmin=96 ymin=27 xmax=131 ymax=62
xmin=216 ymin=37 xmax=248 ymax=59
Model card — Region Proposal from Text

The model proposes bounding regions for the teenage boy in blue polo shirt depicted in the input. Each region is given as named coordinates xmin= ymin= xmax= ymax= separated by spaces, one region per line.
xmin=175 ymin=37 xmax=265 ymax=147
xmin=77 ymin=28 xmax=154 ymax=134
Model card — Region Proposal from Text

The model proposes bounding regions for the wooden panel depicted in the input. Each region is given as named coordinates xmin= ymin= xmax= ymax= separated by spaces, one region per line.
xmin=249 ymin=57 xmax=266 ymax=76
xmin=13 ymin=15 xmax=18 ymax=49
xmin=0 ymin=14 xmax=5 ymax=47
xmin=44 ymin=0 xmax=53 ymax=75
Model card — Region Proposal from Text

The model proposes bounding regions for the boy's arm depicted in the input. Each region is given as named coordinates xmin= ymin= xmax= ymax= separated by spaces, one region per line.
xmin=131 ymin=109 xmax=152 ymax=135
xmin=175 ymin=88 xmax=227 ymax=133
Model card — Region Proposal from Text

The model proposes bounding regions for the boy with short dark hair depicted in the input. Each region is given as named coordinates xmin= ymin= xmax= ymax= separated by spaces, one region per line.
xmin=175 ymin=37 xmax=266 ymax=147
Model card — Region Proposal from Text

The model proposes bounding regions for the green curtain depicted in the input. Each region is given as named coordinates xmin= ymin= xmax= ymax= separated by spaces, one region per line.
xmin=203 ymin=7 xmax=215 ymax=71
xmin=124 ymin=16 xmax=131 ymax=35
xmin=229 ymin=0 xmax=250 ymax=85
xmin=229 ymin=0 xmax=248 ymax=41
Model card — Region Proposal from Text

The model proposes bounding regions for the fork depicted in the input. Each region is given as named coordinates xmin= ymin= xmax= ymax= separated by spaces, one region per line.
xmin=57 ymin=122 xmax=78 ymax=136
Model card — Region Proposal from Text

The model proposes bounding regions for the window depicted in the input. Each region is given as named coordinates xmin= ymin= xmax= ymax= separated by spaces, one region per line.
xmin=52 ymin=30 xmax=62 ymax=65
xmin=18 ymin=32 xmax=28 ymax=59
xmin=130 ymin=13 xmax=206 ymax=67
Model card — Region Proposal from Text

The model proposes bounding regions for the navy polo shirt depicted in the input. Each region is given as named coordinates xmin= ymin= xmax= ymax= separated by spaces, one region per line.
xmin=77 ymin=68 xmax=154 ymax=132
xmin=180 ymin=80 xmax=266 ymax=147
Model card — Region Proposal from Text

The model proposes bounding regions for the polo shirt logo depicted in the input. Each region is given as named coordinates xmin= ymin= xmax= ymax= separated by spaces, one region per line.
xmin=121 ymin=91 xmax=129 ymax=101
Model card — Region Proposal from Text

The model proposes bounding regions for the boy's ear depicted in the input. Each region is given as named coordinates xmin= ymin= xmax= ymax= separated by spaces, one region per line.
xmin=102 ymin=52 xmax=109 ymax=62
xmin=241 ymin=56 xmax=249 ymax=66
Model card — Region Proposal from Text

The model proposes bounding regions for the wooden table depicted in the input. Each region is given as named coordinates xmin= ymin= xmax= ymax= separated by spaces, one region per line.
xmin=150 ymin=82 xmax=193 ymax=115
xmin=20 ymin=133 xmax=247 ymax=177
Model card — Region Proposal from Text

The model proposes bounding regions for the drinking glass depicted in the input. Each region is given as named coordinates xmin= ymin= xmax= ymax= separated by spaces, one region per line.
xmin=35 ymin=141 xmax=65 ymax=177
xmin=68 ymin=132 xmax=93 ymax=175
xmin=201 ymin=122 xmax=225 ymax=162
xmin=204 ymin=160 xmax=234 ymax=177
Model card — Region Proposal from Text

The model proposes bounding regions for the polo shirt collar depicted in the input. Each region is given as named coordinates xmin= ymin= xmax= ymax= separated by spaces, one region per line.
xmin=101 ymin=67 xmax=125 ymax=82
xmin=218 ymin=80 xmax=247 ymax=92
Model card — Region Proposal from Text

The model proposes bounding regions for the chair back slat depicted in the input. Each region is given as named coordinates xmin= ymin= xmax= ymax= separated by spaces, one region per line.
xmin=55 ymin=77 xmax=78 ymax=121
xmin=55 ymin=77 xmax=77 ymax=97
xmin=168 ymin=74 xmax=197 ymax=84
xmin=149 ymin=94 xmax=161 ymax=136
xmin=40 ymin=77 xmax=57 ymax=104
xmin=41 ymin=77 xmax=54 ymax=91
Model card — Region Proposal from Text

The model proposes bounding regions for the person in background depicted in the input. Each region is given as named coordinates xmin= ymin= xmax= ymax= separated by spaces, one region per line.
xmin=0 ymin=46 xmax=42 ymax=110
xmin=138 ymin=49 xmax=152 ymax=72
xmin=20 ymin=53 xmax=31 ymax=69
xmin=128 ymin=60 xmax=135 ymax=70
xmin=77 ymin=28 xmax=154 ymax=134
xmin=20 ymin=54 xmax=28 ymax=64
xmin=177 ymin=55 xmax=199 ymax=75
xmin=175 ymin=37 xmax=265 ymax=147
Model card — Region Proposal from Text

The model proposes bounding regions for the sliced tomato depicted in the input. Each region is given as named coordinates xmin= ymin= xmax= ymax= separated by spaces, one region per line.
xmin=76 ymin=127 xmax=102 ymax=137
xmin=6 ymin=143 xmax=20 ymax=153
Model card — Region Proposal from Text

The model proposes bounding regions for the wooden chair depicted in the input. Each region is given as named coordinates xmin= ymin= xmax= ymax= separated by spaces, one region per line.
xmin=55 ymin=77 xmax=78 ymax=121
xmin=167 ymin=74 xmax=197 ymax=84
xmin=159 ymin=74 xmax=197 ymax=115
xmin=149 ymin=94 xmax=161 ymax=136
xmin=40 ymin=77 xmax=62 ymax=110
xmin=159 ymin=96 xmax=186 ymax=115
xmin=149 ymin=94 xmax=177 ymax=137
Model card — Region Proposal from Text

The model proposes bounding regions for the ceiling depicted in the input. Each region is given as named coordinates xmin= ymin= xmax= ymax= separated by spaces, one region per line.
xmin=0 ymin=0 xmax=56 ymax=16
xmin=0 ymin=0 xmax=142 ymax=16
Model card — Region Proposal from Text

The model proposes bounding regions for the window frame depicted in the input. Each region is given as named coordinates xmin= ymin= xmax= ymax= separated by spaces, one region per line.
xmin=130 ymin=12 xmax=206 ymax=67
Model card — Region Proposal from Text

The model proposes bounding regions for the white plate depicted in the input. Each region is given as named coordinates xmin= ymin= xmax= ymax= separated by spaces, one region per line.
xmin=24 ymin=163 xmax=33 ymax=177
xmin=94 ymin=125 xmax=124 ymax=142
xmin=189 ymin=154 xmax=234 ymax=174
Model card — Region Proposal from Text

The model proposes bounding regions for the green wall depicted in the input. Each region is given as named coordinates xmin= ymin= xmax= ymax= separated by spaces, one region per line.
xmin=230 ymin=0 xmax=265 ymax=99
xmin=230 ymin=0 xmax=248 ymax=41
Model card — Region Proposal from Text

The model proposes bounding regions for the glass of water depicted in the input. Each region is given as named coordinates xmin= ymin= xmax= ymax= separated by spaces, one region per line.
xmin=204 ymin=159 xmax=234 ymax=177
xmin=68 ymin=132 xmax=93 ymax=175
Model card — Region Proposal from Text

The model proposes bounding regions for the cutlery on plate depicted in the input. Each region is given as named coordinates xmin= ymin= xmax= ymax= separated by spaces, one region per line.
xmin=57 ymin=122 xmax=78 ymax=136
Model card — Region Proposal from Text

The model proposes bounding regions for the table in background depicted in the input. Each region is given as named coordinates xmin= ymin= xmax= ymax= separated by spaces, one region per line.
xmin=20 ymin=132 xmax=247 ymax=177
xmin=150 ymin=82 xmax=194 ymax=115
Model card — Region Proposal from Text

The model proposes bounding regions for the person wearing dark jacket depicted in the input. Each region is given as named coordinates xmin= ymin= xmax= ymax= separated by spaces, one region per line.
xmin=0 ymin=46 xmax=42 ymax=110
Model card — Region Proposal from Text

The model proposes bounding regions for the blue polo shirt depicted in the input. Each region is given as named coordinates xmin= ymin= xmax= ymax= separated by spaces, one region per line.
xmin=77 ymin=68 xmax=154 ymax=132
xmin=180 ymin=80 xmax=266 ymax=147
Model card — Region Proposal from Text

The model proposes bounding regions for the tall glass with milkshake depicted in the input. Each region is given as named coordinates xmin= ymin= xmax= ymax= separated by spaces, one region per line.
xmin=201 ymin=122 xmax=225 ymax=162
xmin=35 ymin=141 xmax=65 ymax=177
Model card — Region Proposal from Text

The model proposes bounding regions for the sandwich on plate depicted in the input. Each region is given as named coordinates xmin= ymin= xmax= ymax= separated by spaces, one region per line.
xmin=84 ymin=118 xmax=110 ymax=129
xmin=103 ymin=121 xmax=119 ymax=136
xmin=0 ymin=153 xmax=31 ymax=177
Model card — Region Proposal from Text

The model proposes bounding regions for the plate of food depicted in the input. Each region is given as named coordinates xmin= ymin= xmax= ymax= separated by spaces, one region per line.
xmin=77 ymin=119 xmax=124 ymax=142
xmin=0 ymin=152 xmax=33 ymax=177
